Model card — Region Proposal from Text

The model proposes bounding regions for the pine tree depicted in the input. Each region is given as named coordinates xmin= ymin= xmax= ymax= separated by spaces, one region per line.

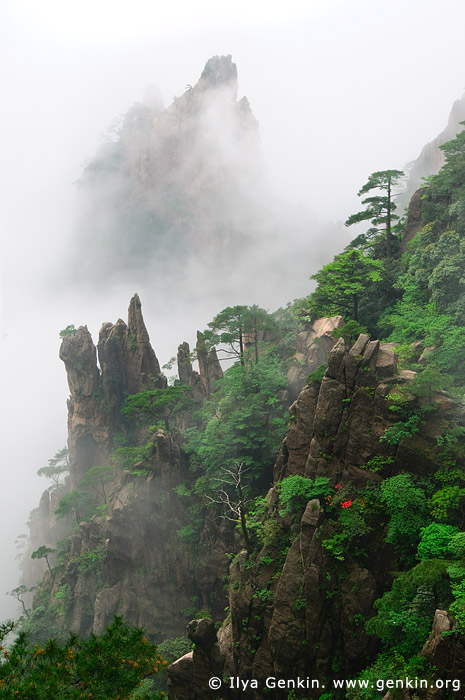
xmin=345 ymin=169 xmax=404 ymax=260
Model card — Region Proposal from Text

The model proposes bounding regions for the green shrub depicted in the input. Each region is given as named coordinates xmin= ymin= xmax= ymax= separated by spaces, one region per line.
xmin=59 ymin=325 xmax=76 ymax=338
xmin=380 ymin=474 xmax=429 ymax=560
xmin=278 ymin=475 xmax=331 ymax=516
xmin=417 ymin=522 xmax=459 ymax=559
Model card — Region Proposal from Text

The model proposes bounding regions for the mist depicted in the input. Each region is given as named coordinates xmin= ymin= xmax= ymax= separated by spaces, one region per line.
xmin=2 ymin=0 xmax=465 ymax=619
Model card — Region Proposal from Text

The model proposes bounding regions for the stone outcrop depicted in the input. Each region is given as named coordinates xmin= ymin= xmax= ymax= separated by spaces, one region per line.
xmin=168 ymin=618 xmax=225 ymax=700
xmin=27 ymin=296 xmax=233 ymax=642
xmin=170 ymin=334 xmax=465 ymax=699
xmin=59 ymin=294 xmax=166 ymax=487
xmin=177 ymin=335 xmax=223 ymax=400
xmin=286 ymin=316 xmax=345 ymax=402
xmin=196 ymin=332 xmax=223 ymax=398
xmin=419 ymin=611 xmax=465 ymax=697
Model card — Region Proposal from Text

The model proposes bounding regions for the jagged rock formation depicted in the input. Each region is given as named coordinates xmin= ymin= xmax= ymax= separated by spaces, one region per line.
xmin=286 ymin=316 xmax=345 ymax=402
xmin=25 ymin=296 xmax=232 ymax=641
xmin=177 ymin=334 xmax=223 ymax=400
xmin=168 ymin=334 xmax=465 ymax=699
xmin=59 ymin=294 xmax=166 ymax=487
xmin=73 ymin=55 xmax=264 ymax=281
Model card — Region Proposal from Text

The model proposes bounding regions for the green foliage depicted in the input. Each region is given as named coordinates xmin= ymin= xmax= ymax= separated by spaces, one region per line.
xmin=79 ymin=464 xmax=114 ymax=504
xmin=259 ymin=555 xmax=274 ymax=566
xmin=448 ymin=531 xmax=465 ymax=558
xmin=122 ymin=386 xmax=193 ymax=431
xmin=307 ymin=249 xmax=384 ymax=323
xmin=366 ymin=567 xmax=440 ymax=656
xmin=436 ymin=423 xmax=465 ymax=458
xmin=380 ymin=474 xmax=429 ymax=560
xmin=59 ymin=325 xmax=76 ymax=338
xmin=306 ymin=363 xmax=327 ymax=383
xmin=202 ymin=304 xmax=277 ymax=364
xmin=417 ymin=522 xmax=459 ymax=559
xmin=185 ymin=354 xmax=287 ymax=483
xmin=380 ymin=412 xmax=422 ymax=445
xmin=277 ymin=475 xmax=331 ymax=516
xmin=331 ymin=319 xmax=368 ymax=346
xmin=31 ymin=546 xmax=56 ymax=580
xmin=244 ymin=495 xmax=268 ymax=545
xmin=446 ymin=531 xmax=465 ymax=631
xmin=173 ymin=484 xmax=191 ymax=497
xmin=449 ymin=577 xmax=465 ymax=632
xmin=21 ymin=604 xmax=62 ymax=643
xmin=345 ymin=169 xmax=404 ymax=259
xmin=176 ymin=524 xmax=200 ymax=544
xmin=156 ymin=635 xmax=192 ymax=663
xmin=363 ymin=455 xmax=394 ymax=473
xmin=346 ymin=652 xmax=429 ymax=700
xmin=37 ymin=447 xmax=69 ymax=490
xmin=428 ymin=451 xmax=465 ymax=523
xmin=322 ymin=501 xmax=370 ymax=561
xmin=7 ymin=586 xmax=31 ymax=619
xmin=31 ymin=546 xmax=55 ymax=562
xmin=0 ymin=617 xmax=167 ymax=698
xmin=410 ymin=364 xmax=452 ymax=403
xmin=270 ymin=305 xmax=300 ymax=359
xmin=254 ymin=587 xmax=274 ymax=604
xmin=112 ymin=443 xmax=152 ymax=471
xmin=181 ymin=596 xmax=211 ymax=620
xmin=77 ymin=545 xmax=105 ymax=573
xmin=381 ymin=300 xmax=465 ymax=380
xmin=54 ymin=490 xmax=94 ymax=525
xmin=378 ymin=171 xmax=465 ymax=382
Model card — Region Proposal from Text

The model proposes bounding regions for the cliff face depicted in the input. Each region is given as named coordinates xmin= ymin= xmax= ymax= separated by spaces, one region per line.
xmin=58 ymin=428 xmax=232 ymax=640
xmin=73 ymin=55 xmax=264 ymax=281
xmin=286 ymin=316 xmax=345 ymax=403
xmin=27 ymin=296 xmax=231 ymax=641
xmin=168 ymin=335 xmax=465 ymax=699
xmin=400 ymin=92 xmax=465 ymax=212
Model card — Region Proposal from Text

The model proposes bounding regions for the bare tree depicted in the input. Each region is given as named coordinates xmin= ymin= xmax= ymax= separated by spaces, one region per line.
xmin=206 ymin=463 xmax=253 ymax=554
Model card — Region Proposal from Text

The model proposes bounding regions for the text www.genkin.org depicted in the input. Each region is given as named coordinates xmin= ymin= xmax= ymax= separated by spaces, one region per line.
xmin=210 ymin=676 xmax=461 ymax=692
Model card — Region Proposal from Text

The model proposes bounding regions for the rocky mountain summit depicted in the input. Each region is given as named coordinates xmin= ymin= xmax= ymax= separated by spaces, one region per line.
xmin=73 ymin=55 xmax=264 ymax=281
